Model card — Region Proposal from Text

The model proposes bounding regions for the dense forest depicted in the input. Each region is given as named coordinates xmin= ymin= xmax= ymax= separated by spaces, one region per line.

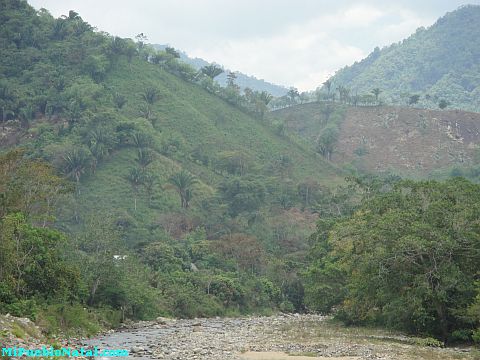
xmin=0 ymin=0 xmax=479 ymax=346
xmin=328 ymin=5 xmax=480 ymax=112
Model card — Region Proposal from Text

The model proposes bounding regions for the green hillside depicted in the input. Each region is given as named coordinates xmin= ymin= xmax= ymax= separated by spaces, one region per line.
xmin=0 ymin=0 xmax=342 ymax=329
xmin=330 ymin=5 xmax=480 ymax=112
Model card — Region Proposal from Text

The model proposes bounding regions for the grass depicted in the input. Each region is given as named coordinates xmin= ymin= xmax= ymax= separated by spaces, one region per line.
xmin=56 ymin=57 xmax=345 ymax=244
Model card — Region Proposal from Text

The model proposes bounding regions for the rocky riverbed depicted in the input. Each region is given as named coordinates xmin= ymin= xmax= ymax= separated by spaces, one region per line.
xmin=82 ymin=314 xmax=477 ymax=360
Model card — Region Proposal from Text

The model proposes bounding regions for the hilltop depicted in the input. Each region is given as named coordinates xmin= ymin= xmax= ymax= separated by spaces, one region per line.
xmin=153 ymin=44 xmax=289 ymax=97
xmin=329 ymin=5 xmax=480 ymax=112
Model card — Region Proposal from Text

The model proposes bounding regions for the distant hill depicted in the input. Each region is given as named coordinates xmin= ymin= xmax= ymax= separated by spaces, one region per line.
xmin=272 ymin=102 xmax=480 ymax=176
xmin=330 ymin=5 xmax=480 ymax=112
xmin=153 ymin=44 xmax=289 ymax=97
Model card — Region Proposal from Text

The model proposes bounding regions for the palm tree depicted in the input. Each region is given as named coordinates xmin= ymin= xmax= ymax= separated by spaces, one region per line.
xmin=126 ymin=167 xmax=144 ymax=211
xmin=168 ymin=170 xmax=197 ymax=209
xmin=259 ymin=91 xmax=273 ymax=105
xmin=201 ymin=64 xmax=224 ymax=79
xmin=323 ymin=79 xmax=333 ymax=99
xmin=143 ymin=172 xmax=157 ymax=206
xmin=131 ymin=131 xmax=152 ymax=149
xmin=371 ymin=88 xmax=382 ymax=103
xmin=141 ymin=87 xmax=159 ymax=105
xmin=113 ymin=93 xmax=127 ymax=109
xmin=62 ymin=148 xmax=91 ymax=192
xmin=18 ymin=105 xmax=35 ymax=129
xmin=88 ymin=128 xmax=114 ymax=173
xmin=136 ymin=148 xmax=154 ymax=170
xmin=287 ymin=88 xmax=299 ymax=106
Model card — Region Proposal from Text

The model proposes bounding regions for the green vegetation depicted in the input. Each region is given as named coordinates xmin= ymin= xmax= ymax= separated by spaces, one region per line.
xmin=328 ymin=5 xmax=480 ymax=112
xmin=1 ymin=0 xmax=480 ymax=347
xmin=304 ymin=176 xmax=480 ymax=344
xmin=269 ymin=102 xmax=346 ymax=162
xmin=0 ymin=0 xmax=344 ymax=334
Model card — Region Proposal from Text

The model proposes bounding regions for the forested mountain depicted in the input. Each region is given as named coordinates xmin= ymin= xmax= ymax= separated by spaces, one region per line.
xmin=0 ymin=0 xmax=341 ymax=333
xmin=330 ymin=5 xmax=480 ymax=112
xmin=153 ymin=44 xmax=289 ymax=97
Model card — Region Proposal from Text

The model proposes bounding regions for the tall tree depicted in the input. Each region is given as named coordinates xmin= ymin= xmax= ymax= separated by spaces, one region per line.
xmin=287 ymin=87 xmax=299 ymax=106
xmin=62 ymin=148 xmax=91 ymax=192
xmin=168 ymin=170 xmax=197 ymax=209
xmin=371 ymin=88 xmax=382 ymax=103
xmin=201 ymin=64 xmax=224 ymax=79
xmin=323 ymin=79 xmax=332 ymax=97
xmin=408 ymin=94 xmax=420 ymax=106
xmin=126 ymin=167 xmax=144 ymax=211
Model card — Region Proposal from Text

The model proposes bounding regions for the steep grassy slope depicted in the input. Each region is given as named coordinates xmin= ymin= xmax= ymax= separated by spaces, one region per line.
xmin=0 ymin=0 xmax=344 ymax=321
xmin=272 ymin=102 xmax=480 ymax=176
xmin=62 ymin=58 xmax=342 ymax=243
xmin=330 ymin=5 xmax=480 ymax=112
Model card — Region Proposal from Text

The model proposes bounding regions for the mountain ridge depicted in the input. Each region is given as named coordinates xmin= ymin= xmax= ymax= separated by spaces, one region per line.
xmin=329 ymin=4 xmax=480 ymax=112
xmin=153 ymin=44 xmax=289 ymax=97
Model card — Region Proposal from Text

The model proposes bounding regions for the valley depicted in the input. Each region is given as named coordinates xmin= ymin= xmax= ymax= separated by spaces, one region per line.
xmin=1 ymin=0 xmax=480 ymax=353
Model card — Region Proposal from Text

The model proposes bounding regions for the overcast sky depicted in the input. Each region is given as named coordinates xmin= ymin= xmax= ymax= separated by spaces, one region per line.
xmin=28 ymin=0 xmax=480 ymax=91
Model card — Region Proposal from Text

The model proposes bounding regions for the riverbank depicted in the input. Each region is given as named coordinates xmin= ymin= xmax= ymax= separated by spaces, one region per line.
xmin=82 ymin=314 xmax=477 ymax=360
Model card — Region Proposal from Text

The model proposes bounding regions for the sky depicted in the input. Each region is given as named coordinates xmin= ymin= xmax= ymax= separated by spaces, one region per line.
xmin=28 ymin=0 xmax=480 ymax=91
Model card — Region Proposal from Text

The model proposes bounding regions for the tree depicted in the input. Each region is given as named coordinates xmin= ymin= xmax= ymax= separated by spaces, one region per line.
xmin=408 ymin=94 xmax=420 ymax=106
xmin=62 ymin=148 xmax=91 ymax=191
xmin=139 ymin=87 xmax=160 ymax=122
xmin=201 ymin=64 xmax=224 ymax=79
xmin=18 ymin=105 xmax=35 ymax=128
xmin=305 ymin=178 xmax=480 ymax=343
xmin=371 ymin=88 xmax=382 ymax=103
xmin=438 ymin=99 xmax=449 ymax=109
xmin=215 ymin=233 xmax=265 ymax=274
xmin=323 ymin=79 xmax=332 ymax=97
xmin=168 ymin=171 xmax=197 ymax=209
xmin=113 ymin=93 xmax=127 ymax=109
xmin=316 ymin=127 xmax=338 ymax=160
xmin=141 ymin=87 xmax=160 ymax=105
xmin=287 ymin=87 xmax=299 ymax=106
xmin=131 ymin=131 xmax=153 ymax=149
xmin=0 ymin=213 xmax=80 ymax=306
xmin=165 ymin=46 xmax=180 ymax=58
xmin=226 ymin=71 xmax=237 ymax=87
xmin=87 ymin=127 xmax=117 ymax=173
xmin=135 ymin=33 xmax=148 ymax=52
xmin=258 ymin=91 xmax=273 ymax=106
xmin=142 ymin=171 xmax=157 ymax=206
xmin=216 ymin=151 xmax=249 ymax=176
xmin=219 ymin=175 xmax=266 ymax=217
xmin=126 ymin=167 xmax=144 ymax=211
xmin=337 ymin=85 xmax=350 ymax=104
xmin=135 ymin=148 xmax=154 ymax=170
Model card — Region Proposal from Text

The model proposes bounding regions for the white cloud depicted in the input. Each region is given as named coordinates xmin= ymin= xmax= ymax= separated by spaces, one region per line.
xmin=27 ymin=0 xmax=452 ymax=91
xmin=376 ymin=8 xmax=435 ymax=47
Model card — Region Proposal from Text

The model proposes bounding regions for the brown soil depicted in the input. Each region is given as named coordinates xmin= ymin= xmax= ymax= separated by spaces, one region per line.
xmin=335 ymin=106 xmax=480 ymax=173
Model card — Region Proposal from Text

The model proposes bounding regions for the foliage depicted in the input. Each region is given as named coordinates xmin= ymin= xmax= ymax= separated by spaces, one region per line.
xmin=0 ymin=0 xmax=343 ymax=328
xmin=305 ymin=178 xmax=480 ymax=343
